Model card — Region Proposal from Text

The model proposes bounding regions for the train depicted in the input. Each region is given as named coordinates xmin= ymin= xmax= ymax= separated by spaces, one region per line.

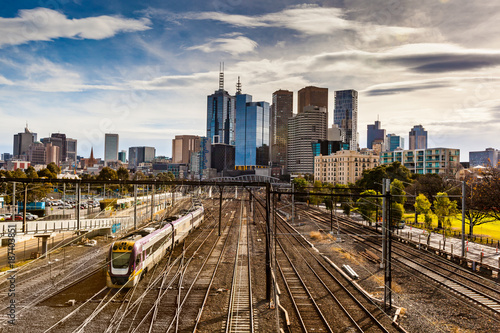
xmin=106 ymin=199 xmax=204 ymax=288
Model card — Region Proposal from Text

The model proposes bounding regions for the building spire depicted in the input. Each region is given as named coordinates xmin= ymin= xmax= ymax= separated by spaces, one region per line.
xmin=236 ymin=76 xmax=242 ymax=95
xmin=219 ymin=62 xmax=224 ymax=90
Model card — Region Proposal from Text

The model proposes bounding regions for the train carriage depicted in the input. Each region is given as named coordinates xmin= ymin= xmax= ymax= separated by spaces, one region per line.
xmin=107 ymin=203 xmax=204 ymax=288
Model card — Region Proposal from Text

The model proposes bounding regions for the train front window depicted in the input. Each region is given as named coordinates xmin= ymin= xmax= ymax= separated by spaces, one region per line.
xmin=112 ymin=252 xmax=131 ymax=268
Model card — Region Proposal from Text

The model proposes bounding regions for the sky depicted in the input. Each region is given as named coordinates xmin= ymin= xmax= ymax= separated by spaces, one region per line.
xmin=0 ymin=0 xmax=499 ymax=161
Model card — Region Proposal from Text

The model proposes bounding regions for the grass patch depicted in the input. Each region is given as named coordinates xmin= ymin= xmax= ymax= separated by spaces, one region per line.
xmin=310 ymin=231 xmax=323 ymax=241
xmin=0 ymin=259 xmax=34 ymax=272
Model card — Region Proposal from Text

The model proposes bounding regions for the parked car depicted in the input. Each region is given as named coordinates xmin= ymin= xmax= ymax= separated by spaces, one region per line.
xmin=3 ymin=213 xmax=12 ymax=221
xmin=26 ymin=213 xmax=38 ymax=220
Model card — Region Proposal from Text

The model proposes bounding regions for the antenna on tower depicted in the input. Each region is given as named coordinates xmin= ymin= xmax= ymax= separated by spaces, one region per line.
xmin=219 ymin=62 xmax=224 ymax=90
xmin=236 ymin=76 xmax=242 ymax=94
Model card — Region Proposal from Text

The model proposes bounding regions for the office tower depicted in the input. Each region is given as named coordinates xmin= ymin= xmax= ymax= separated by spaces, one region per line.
xmin=13 ymin=125 xmax=37 ymax=158
xmin=367 ymin=120 xmax=386 ymax=149
xmin=1 ymin=153 xmax=12 ymax=161
xmin=66 ymin=138 xmax=77 ymax=162
xmin=297 ymin=86 xmax=328 ymax=113
xmin=270 ymin=89 xmax=293 ymax=170
xmin=27 ymin=142 xmax=46 ymax=165
xmin=334 ymin=89 xmax=358 ymax=150
xmin=45 ymin=143 xmax=60 ymax=165
xmin=211 ymin=143 xmax=235 ymax=174
xmin=409 ymin=125 xmax=428 ymax=150
xmin=206 ymin=66 xmax=236 ymax=145
xmin=118 ymin=150 xmax=127 ymax=163
xmin=128 ymin=146 xmax=156 ymax=169
xmin=172 ymin=135 xmax=201 ymax=164
xmin=234 ymin=92 xmax=270 ymax=168
xmin=104 ymin=133 xmax=119 ymax=162
xmin=50 ymin=133 xmax=67 ymax=161
xmin=386 ymin=134 xmax=405 ymax=152
xmin=190 ymin=137 xmax=211 ymax=180
xmin=288 ymin=106 xmax=328 ymax=174
xmin=469 ymin=148 xmax=499 ymax=167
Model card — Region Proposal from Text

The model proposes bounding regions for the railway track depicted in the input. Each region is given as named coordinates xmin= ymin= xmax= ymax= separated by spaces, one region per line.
xmin=296 ymin=206 xmax=500 ymax=318
xmin=276 ymin=213 xmax=395 ymax=332
xmin=224 ymin=200 xmax=255 ymax=333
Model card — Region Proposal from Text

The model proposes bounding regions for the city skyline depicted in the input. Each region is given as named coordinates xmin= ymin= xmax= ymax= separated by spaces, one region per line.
xmin=0 ymin=1 xmax=499 ymax=161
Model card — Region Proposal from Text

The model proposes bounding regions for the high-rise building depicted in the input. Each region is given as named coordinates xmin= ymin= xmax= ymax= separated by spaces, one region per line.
xmin=50 ymin=133 xmax=67 ymax=161
xmin=297 ymin=86 xmax=328 ymax=113
xmin=367 ymin=120 xmax=386 ymax=149
xmin=118 ymin=150 xmax=127 ymax=163
xmin=334 ymin=89 xmax=358 ymax=150
xmin=270 ymin=89 xmax=293 ymax=171
xmin=104 ymin=133 xmax=119 ymax=162
xmin=128 ymin=146 xmax=156 ymax=169
xmin=1 ymin=153 xmax=12 ymax=161
xmin=190 ymin=137 xmax=211 ymax=180
xmin=27 ymin=142 xmax=46 ymax=165
xmin=211 ymin=143 xmax=235 ymax=174
xmin=234 ymin=92 xmax=270 ymax=168
xmin=409 ymin=125 xmax=427 ymax=150
xmin=206 ymin=67 xmax=236 ymax=145
xmin=13 ymin=125 xmax=37 ymax=158
xmin=66 ymin=138 xmax=77 ymax=162
xmin=45 ymin=143 xmax=60 ymax=165
xmin=172 ymin=135 xmax=201 ymax=164
xmin=386 ymin=134 xmax=405 ymax=152
xmin=469 ymin=148 xmax=499 ymax=168
xmin=287 ymin=106 xmax=328 ymax=175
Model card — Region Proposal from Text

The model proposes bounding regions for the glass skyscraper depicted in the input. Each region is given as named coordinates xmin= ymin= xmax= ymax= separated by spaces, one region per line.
xmin=235 ymin=93 xmax=270 ymax=168
xmin=334 ymin=89 xmax=358 ymax=150
xmin=206 ymin=71 xmax=235 ymax=145
xmin=367 ymin=120 xmax=385 ymax=149
xmin=409 ymin=125 xmax=427 ymax=150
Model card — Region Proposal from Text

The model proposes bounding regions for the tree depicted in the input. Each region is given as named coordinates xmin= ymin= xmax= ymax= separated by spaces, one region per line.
xmin=463 ymin=173 xmax=496 ymax=235
xmin=37 ymin=168 xmax=57 ymax=179
xmin=433 ymin=192 xmax=457 ymax=230
xmin=415 ymin=194 xmax=432 ymax=228
xmin=12 ymin=169 xmax=27 ymax=178
xmin=292 ymin=177 xmax=308 ymax=202
xmin=117 ymin=167 xmax=130 ymax=181
xmin=25 ymin=166 xmax=38 ymax=179
xmin=98 ymin=167 xmax=118 ymax=181
xmin=356 ymin=161 xmax=413 ymax=191
xmin=133 ymin=171 xmax=146 ymax=181
xmin=390 ymin=179 xmax=407 ymax=205
xmin=46 ymin=162 xmax=61 ymax=175
xmin=390 ymin=202 xmax=405 ymax=227
xmin=309 ymin=180 xmax=324 ymax=206
xmin=355 ymin=189 xmax=381 ymax=224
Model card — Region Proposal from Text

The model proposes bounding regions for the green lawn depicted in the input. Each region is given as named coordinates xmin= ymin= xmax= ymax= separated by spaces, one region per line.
xmin=403 ymin=212 xmax=500 ymax=242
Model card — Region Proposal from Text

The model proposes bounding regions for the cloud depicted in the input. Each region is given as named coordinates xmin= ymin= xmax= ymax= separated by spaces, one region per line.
xmin=186 ymin=34 xmax=258 ymax=55
xmin=182 ymin=4 xmax=421 ymax=39
xmin=0 ymin=7 xmax=151 ymax=47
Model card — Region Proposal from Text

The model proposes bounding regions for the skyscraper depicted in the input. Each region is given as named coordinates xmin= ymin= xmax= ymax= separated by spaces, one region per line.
xmin=386 ymin=134 xmax=405 ymax=152
xmin=287 ymin=106 xmax=328 ymax=174
xmin=409 ymin=125 xmax=427 ymax=150
xmin=128 ymin=146 xmax=156 ymax=169
xmin=334 ymin=89 xmax=358 ymax=150
xmin=172 ymin=135 xmax=201 ymax=164
xmin=13 ymin=125 xmax=37 ymax=158
xmin=104 ymin=133 xmax=119 ymax=162
xmin=367 ymin=120 xmax=386 ymax=149
xmin=206 ymin=66 xmax=235 ymax=145
xmin=50 ymin=133 xmax=67 ymax=161
xmin=270 ymin=89 xmax=293 ymax=171
xmin=234 ymin=92 xmax=270 ymax=168
xmin=297 ymin=86 xmax=328 ymax=113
